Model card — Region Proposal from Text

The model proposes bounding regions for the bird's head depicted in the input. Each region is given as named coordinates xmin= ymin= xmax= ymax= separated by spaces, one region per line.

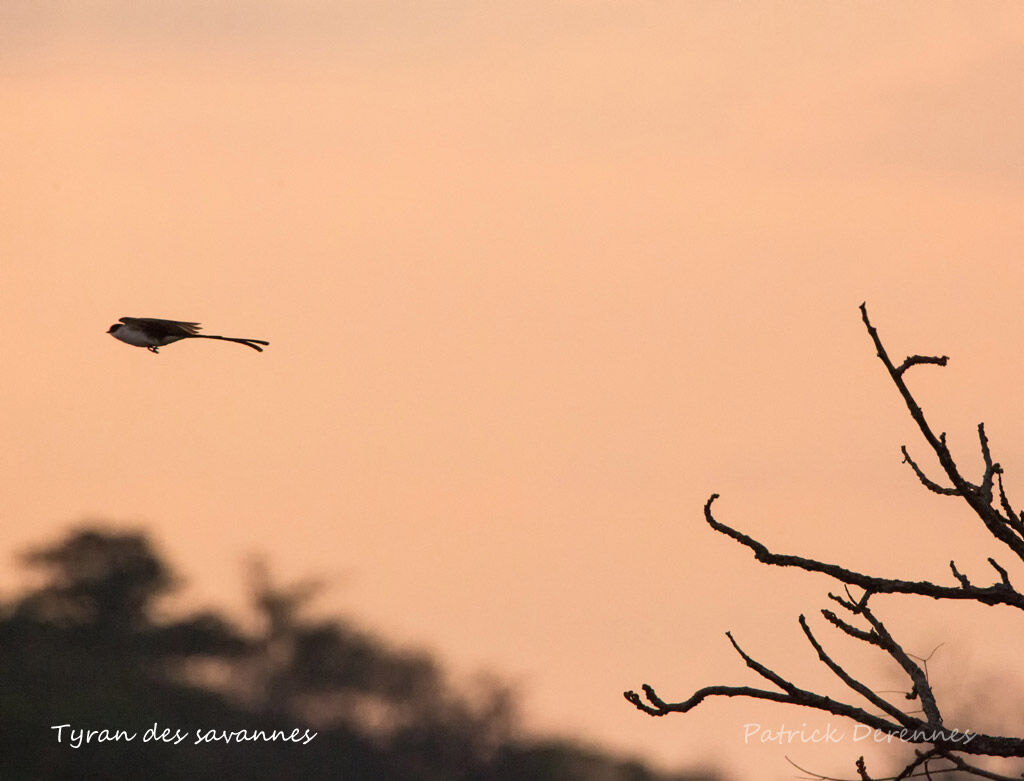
xmin=107 ymin=323 xmax=122 ymax=335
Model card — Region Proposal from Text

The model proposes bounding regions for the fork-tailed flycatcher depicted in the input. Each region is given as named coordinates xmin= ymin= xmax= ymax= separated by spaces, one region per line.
xmin=107 ymin=317 xmax=269 ymax=353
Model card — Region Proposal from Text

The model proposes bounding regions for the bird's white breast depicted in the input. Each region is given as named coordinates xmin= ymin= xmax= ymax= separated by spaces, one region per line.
xmin=112 ymin=325 xmax=154 ymax=347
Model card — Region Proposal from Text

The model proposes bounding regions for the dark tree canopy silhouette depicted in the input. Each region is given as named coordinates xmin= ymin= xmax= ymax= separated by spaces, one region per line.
xmin=0 ymin=527 xmax=718 ymax=780
xmin=625 ymin=304 xmax=1024 ymax=780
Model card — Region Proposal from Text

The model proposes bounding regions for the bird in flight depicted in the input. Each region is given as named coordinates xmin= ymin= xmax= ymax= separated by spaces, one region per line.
xmin=107 ymin=317 xmax=269 ymax=353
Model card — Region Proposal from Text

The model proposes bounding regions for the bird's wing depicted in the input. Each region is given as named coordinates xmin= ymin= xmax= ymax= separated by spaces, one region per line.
xmin=120 ymin=317 xmax=203 ymax=336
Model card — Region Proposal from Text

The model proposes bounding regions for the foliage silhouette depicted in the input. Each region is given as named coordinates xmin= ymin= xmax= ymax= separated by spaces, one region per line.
xmin=0 ymin=527 xmax=717 ymax=780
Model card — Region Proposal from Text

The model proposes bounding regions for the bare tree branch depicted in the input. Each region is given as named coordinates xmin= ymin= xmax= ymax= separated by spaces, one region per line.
xmin=625 ymin=303 xmax=1024 ymax=777
xmin=723 ymin=630 xmax=797 ymax=694
xmin=988 ymin=558 xmax=1012 ymax=588
xmin=786 ymin=748 xmax=1014 ymax=781
xmin=902 ymin=446 xmax=961 ymax=495
xmin=896 ymin=355 xmax=950 ymax=377
xmin=896 ymin=747 xmax=943 ymax=781
xmin=798 ymin=613 xmax=915 ymax=728
xmin=950 ymin=561 xmax=972 ymax=588
xmin=860 ymin=303 xmax=1024 ymax=563
xmin=854 ymin=602 xmax=941 ymax=725
xmin=704 ymin=494 xmax=1024 ymax=609
xmin=936 ymin=752 xmax=1024 ymax=780
xmin=995 ymin=472 xmax=1024 ymax=538
xmin=624 ymin=678 xmax=909 ymax=735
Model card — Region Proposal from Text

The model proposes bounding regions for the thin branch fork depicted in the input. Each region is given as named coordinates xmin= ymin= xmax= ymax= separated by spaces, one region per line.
xmin=798 ymin=613 xmax=917 ymax=729
xmin=853 ymin=602 xmax=941 ymax=725
xmin=818 ymin=592 xmax=940 ymax=724
xmin=860 ymin=304 xmax=1024 ymax=563
xmin=858 ymin=303 xmax=965 ymax=495
xmin=996 ymin=472 xmax=1024 ymax=538
xmin=901 ymin=446 xmax=960 ymax=496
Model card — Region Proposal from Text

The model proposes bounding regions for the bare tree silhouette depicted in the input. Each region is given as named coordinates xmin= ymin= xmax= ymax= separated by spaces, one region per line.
xmin=625 ymin=304 xmax=1024 ymax=780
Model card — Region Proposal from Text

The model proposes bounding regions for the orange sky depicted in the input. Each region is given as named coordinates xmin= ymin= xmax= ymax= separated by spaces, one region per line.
xmin=3 ymin=3 xmax=1023 ymax=778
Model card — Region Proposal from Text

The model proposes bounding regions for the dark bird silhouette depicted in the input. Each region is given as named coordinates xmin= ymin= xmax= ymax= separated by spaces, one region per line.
xmin=107 ymin=317 xmax=269 ymax=353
